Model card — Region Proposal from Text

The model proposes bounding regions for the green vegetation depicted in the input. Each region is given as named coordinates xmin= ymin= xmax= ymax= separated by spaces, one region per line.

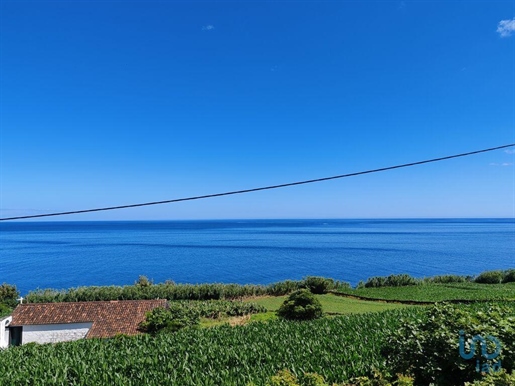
xmin=353 ymin=270 xmax=515 ymax=292
xmin=0 ymin=283 xmax=19 ymax=317
xmin=24 ymin=276 xmax=350 ymax=303
xmin=2 ymin=303 xmax=513 ymax=385
xmin=249 ymin=294 xmax=406 ymax=314
xmin=503 ymin=269 xmax=515 ymax=284
xmin=262 ymin=369 xmax=415 ymax=386
xmin=464 ymin=370 xmax=515 ymax=386
xmin=384 ymin=302 xmax=515 ymax=385
xmin=363 ymin=274 xmax=418 ymax=288
xmin=3 ymin=270 xmax=515 ymax=385
xmin=336 ymin=282 xmax=515 ymax=303
xmin=277 ymin=289 xmax=323 ymax=321
xmin=302 ymin=276 xmax=347 ymax=294
xmin=138 ymin=303 xmax=200 ymax=334
xmin=139 ymin=300 xmax=266 ymax=333
xmin=474 ymin=270 xmax=505 ymax=284
xmin=0 ymin=307 xmax=424 ymax=385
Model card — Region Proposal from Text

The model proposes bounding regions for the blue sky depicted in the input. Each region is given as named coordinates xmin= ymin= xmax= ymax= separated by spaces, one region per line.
xmin=0 ymin=0 xmax=514 ymax=220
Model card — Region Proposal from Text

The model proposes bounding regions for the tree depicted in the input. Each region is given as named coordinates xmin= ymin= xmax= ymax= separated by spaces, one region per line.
xmin=0 ymin=283 xmax=19 ymax=308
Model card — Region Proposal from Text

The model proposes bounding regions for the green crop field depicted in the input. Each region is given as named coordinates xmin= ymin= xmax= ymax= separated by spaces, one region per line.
xmin=1 ymin=302 xmax=514 ymax=386
xmin=335 ymin=282 xmax=515 ymax=303
xmin=2 ymin=273 xmax=515 ymax=385
xmin=0 ymin=307 xmax=424 ymax=386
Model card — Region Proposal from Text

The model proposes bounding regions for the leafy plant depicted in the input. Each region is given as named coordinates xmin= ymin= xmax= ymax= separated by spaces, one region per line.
xmin=464 ymin=369 xmax=515 ymax=385
xmin=135 ymin=275 xmax=153 ymax=287
xmin=265 ymin=369 xmax=328 ymax=386
xmin=383 ymin=302 xmax=515 ymax=385
xmin=138 ymin=304 xmax=199 ymax=334
xmin=302 ymin=276 xmax=338 ymax=294
xmin=475 ymin=270 xmax=504 ymax=284
xmin=277 ymin=289 xmax=323 ymax=321
xmin=263 ymin=369 xmax=414 ymax=386
xmin=422 ymin=275 xmax=471 ymax=284
xmin=364 ymin=274 xmax=417 ymax=288
xmin=502 ymin=269 xmax=515 ymax=284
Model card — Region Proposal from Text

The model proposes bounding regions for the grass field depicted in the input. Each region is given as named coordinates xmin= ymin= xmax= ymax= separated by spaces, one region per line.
xmin=247 ymin=293 xmax=409 ymax=314
xmin=202 ymin=293 xmax=409 ymax=326
xmin=334 ymin=282 xmax=515 ymax=302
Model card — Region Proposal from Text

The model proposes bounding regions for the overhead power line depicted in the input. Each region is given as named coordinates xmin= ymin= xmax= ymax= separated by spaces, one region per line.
xmin=1 ymin=143 xmax=514 ymax=221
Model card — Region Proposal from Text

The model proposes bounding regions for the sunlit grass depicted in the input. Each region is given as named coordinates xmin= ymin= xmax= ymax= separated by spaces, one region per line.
xmin=246 ymin=293 xmax=408 ymax=314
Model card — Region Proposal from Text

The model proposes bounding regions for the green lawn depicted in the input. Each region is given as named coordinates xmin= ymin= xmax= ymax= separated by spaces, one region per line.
xmin=335 ymin=282 xmax=515 ymax=302
xmin=246 ymin=293 xmax=408 ymax=315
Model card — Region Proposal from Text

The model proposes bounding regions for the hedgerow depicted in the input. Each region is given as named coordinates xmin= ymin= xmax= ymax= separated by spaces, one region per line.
xmin=24 ymin=277 xmax=351 ymax=303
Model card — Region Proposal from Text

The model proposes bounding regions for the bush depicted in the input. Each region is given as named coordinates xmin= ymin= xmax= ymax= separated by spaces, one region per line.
xmin=383 ymin=303 xmax=515 ymax=385
xmin=302 ymin=276 xmax=337 ymax=294
xmin=265 ymin=370 xmax=327 ymax=386
xmin=464 ymin=369 xmax=515 ymax=385
xmin=138 ymin=304 xmax=199 ymax=334
xmin=475 ymin=270 xmax=504 ymax=284
xmin=423 ymin=275 xmax=471 ymax=284
xmin=135 ymin=275 xmax=153 ymax=287
xmin=502 ymin=269 xmax=515 ymax=284
xmin=364 ymin=274 xmax=417 ymax=288
xmin=277 ymin=289 xmax=323 ymax=321
xmin=262 ymin=369 xmax=414 ymax=386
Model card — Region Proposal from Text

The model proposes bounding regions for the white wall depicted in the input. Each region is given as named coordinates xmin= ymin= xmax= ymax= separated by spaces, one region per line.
xmin=0 ymin=317 xmax=12 ymax=348
xmin=22 ymin=322 xmax=92 ymax=344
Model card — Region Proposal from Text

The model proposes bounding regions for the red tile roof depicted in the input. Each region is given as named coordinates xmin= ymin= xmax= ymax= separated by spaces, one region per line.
xmin=10 ymin=299 xmax=167 ymax=338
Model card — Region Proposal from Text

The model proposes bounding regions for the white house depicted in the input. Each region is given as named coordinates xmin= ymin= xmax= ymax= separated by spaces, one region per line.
xmin=3 ymin=299 xmax=167 ymax=346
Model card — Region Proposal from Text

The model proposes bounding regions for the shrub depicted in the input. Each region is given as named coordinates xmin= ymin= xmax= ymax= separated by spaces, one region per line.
xmin=383 ymin=303 xmax=515 ymax=385
xmin=423 ymin=275 xmax=471 ymax=284
xmin=364 ymin=276 xmax=387 ymax=288
xmin=302 ymin=276 xmax=337 ymax=294
xmin=464 ymin=369 xmax=515 ymax=385
xmin=502 ymin=269 xmax=515 ymax=284
xmin=265 ymin=370 xmax=327 ymax=386
xmin=138 ymin=304 xmax=199 ymax=334
xmin=364 ymin=274 xmax=417 ymax=288
xmin=475 ymin=270 xmax=504 ymax=284
xmin=262 ymin=369 xmax=414 ymax=386
xmin=135 ymin=275 xmax=153 ymax=287
xmin=356 ymin=280 xmax=366 ymax=289
xmin=277 ymin=289 xmax=323 ymax=321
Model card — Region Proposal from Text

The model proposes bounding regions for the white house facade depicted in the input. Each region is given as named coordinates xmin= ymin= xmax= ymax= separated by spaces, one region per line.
xmin=21 ymin=322 xmax=93 ymax=344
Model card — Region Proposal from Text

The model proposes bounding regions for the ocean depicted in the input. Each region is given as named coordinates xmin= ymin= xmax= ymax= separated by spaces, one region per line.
xmin=0 ymin=219 xmax=513 ymax=295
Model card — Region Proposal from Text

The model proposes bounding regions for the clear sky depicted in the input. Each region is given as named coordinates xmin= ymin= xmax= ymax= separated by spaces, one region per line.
xmin=0 ymin=0 xmax=514 ymax=220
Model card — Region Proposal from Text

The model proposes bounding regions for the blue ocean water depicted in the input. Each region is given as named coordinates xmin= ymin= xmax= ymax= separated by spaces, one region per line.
xmin=0 ymin=219 xmax=514 ymax=295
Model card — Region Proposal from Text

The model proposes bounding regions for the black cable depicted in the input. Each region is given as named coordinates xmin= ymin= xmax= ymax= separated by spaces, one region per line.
xmin=1 ymin=143 xmax=514 ymax=221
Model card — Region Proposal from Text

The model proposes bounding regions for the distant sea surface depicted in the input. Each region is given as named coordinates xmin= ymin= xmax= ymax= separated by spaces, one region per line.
xmin=1 ymin=219 xmax=514 ymax=295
